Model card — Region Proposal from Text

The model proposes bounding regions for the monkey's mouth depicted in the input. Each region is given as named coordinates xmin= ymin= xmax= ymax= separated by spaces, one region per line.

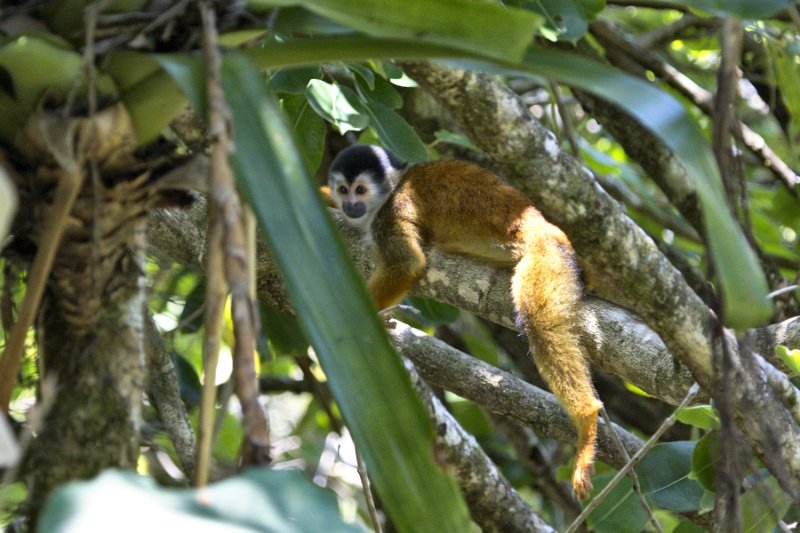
xmin=343 ymin=202 xmax=366 ymax=219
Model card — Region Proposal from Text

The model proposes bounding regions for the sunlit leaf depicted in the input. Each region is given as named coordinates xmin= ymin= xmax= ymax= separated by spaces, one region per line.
xmin=249 ymin=0 xmax=542 ymax=62
xmin=305 ymin=79 xmax=369 ymax=134
xmin=776 ymin=345 xmax=800 ymax=375
xmin=675 ymin=404 xmax=720 ymax=430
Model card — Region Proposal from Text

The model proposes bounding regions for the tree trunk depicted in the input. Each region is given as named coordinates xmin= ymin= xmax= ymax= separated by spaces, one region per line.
xmin=9 ymin=107 xmax=151 ymax=524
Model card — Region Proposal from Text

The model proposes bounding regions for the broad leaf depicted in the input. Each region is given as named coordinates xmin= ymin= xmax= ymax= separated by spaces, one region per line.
xmin=305 ymin=79 xmax=369 ymax=134
xmin=281 ymin=94 xmax=326 ymax=175
xmin=675 ymin=404 xmax=720 ymax=430
xmin=362 ymin=99 xmax=428 ymax=164
xmin=39 ymin=469 xmax=360 ymax=532
xmin=691 ymin=430 xmax=719 ymax=491
xmin=776 ymin=345 xmax=800 ymax=375
xmin=637 ymin=441 xmax=704 ymax=512
xmin=586 ymin=473 xmax=648 ymax=533
xmin=248 ymin=0 xmax=542 ymax=62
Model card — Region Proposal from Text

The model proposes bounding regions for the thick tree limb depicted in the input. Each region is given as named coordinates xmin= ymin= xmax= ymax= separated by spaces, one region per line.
xmin=391 ymin=321 xmax=644 ymax=467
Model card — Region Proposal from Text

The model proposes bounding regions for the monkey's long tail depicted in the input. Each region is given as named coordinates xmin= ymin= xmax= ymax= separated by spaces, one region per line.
xmin=511 ymin=214 xmax=602 ymax=498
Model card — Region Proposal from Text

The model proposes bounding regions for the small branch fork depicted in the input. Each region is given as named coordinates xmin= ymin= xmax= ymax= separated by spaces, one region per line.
xmin=195 ymin=1 xmax=269 ymax=486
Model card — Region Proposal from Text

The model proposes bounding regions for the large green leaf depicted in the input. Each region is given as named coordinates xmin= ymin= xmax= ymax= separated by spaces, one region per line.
xmin=158 ymin=51 xmax=469 ymax=532
xmin=0 ymin=35 xmax=117 ymax=143
xmin=636 ymin=441 xmax=704 ymax=512
xmin=247 ymin=0 xmax=542 ymax=62
xmin=586 ymin=473 xmax=648 ymax=533
xmin=39 ymin=469 xmax=360 ymax=532
xmin=305 ymin=79 xmax=369 ymax=134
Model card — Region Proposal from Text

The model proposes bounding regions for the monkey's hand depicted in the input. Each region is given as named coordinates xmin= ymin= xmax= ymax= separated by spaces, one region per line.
xmin=572 ymin=459 xmax=595 ymax=500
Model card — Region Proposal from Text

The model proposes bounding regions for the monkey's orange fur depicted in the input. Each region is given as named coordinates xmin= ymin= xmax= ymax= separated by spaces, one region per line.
xmin=331 ymin=159 xmax=601 ymax=499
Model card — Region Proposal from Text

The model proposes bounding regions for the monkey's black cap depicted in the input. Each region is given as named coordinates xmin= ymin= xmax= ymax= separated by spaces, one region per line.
xmin=329 ymin=145 xmax=407 ymax=183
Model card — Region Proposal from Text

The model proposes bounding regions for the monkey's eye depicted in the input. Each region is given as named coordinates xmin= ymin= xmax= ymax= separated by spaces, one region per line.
xmin=337 ymin=185 xmax=348 ymax=195
xmin=355 ymin=185 xmax=367 ymax=195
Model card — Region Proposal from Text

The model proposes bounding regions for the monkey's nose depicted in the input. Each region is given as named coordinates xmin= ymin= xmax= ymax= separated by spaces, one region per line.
xmin=343 ymin=201 xmax=366 ymax=219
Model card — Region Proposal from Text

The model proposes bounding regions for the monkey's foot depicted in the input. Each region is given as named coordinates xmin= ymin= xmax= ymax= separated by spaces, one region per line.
xmin=572 ymin=462 xmax=595 ymax=500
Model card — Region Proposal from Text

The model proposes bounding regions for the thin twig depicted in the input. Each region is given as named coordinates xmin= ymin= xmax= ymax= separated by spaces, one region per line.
xmin=354 ymin=447 xmax=383 ymax=533
xmin=566 ymin=383 xmax=700 ymax=533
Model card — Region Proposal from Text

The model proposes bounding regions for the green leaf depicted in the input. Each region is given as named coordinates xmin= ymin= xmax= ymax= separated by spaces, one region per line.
xmin=776 ymin=345 xmax=800 ymax=376
xmin=213 ymin=52 xmax=470 ymax=532
xmin=355 ymin=73 xmax=403 ymax=110
xmin=675 ymin=404 xmax=720 ymax=430
xmin=0 ymin=35 xmax=117 ymax=143
xmin=39 ymin=469 xmax=360 ymax=532
xmin=281 ymin=94 xmax=326 ymax=174
xmin=305 ymin=79 xmax=369 ymax=134
xmin=268 ymin=66 xmax=321 ymax=95
xmin=257 ymin=0 xmax=542 ymax=62
xmin=433 ymin=130 xmax=481 ymax=152
xmin=511 ymin=0 xmax=606 ymax=41
xmin=362 ymin=99 xmax=429 ymax=164
xmin=636 ymin=441 xmax=704 ymax=512
xmin=691 ymin=430 xmax=720 ymax=491
xmin=587 ymin=473 xmax=648 ymax=533
xmin=406 ymin=296 xmax=460 ymax=326
xmin=741 ymin=476 xmax=792 ymax=533
xmin=346 ymin=62 xmax=375 ymax=89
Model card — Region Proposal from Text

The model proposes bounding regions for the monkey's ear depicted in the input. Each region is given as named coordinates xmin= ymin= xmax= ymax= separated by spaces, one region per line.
xmin=319 ymin=185 xmax=338 ymax=208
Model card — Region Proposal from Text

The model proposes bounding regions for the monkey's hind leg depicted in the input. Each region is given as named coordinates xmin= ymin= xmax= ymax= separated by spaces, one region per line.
xmin=512 ymin=232 xmax=602 ymax=500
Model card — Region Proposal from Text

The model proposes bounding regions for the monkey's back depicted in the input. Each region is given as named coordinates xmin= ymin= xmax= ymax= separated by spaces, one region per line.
xmin=382 ymin=160 xmax=550 ymax=265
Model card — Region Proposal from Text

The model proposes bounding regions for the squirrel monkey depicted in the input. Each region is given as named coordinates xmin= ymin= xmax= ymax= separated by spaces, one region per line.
xmin=326 ymin=144 xmax=602 ymax=499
